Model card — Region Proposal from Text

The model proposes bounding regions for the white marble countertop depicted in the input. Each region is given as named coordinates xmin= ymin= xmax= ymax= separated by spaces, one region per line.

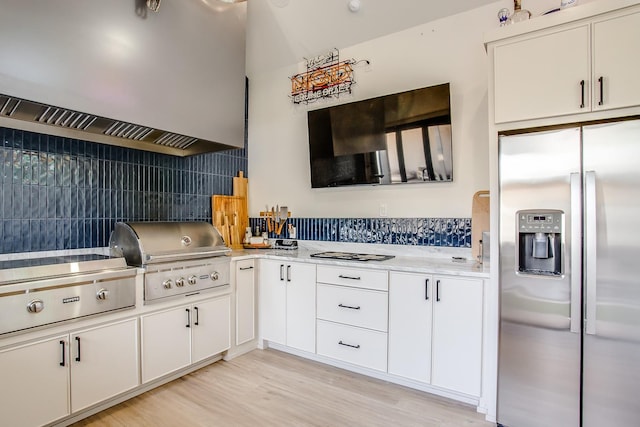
xmin=230 ymin=241 xmax=489 ymax=279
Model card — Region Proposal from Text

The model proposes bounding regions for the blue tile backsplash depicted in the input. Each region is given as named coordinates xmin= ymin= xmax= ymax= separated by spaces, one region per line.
xmin=0 ymin=127 xmax=247 ymax=253
xmin=249 ymin=217 xmax=471 ymax=248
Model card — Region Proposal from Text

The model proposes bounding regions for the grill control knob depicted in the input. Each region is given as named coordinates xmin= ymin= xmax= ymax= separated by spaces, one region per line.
xmin=210 ymin=272 xmax=219 ymax=281
xmin=27 ymin=299 xmax=44 ymax=313
xmin=96 ymin=289 xmax=110 ymax=300
xmin=188 ymin=275 xmax=197 ymax=285
xmin=163 ymin=279 xmax=174 ymax=289
xmin=176 ymin=278 xmax=186 ymax=287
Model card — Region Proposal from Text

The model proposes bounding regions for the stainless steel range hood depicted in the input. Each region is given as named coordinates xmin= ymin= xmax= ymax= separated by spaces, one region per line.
xmin=0 ymin=0 xmax=246 ymax=157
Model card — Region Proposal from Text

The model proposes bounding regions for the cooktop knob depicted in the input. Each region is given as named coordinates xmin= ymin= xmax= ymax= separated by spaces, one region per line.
xmin=188 ymin=275 xmax=197 ymax=285
xmin=210 ymin=272 xmax=219 ymax=281
xmin=96 ymin=289 xmax=110 ymax=300
xmin=27 ymin=299 xmax=44 ymax=313
xmin=176 ymin=278 xmax=186 ymax=287
xmin=163 ymin=279 xmax=173 ymax=289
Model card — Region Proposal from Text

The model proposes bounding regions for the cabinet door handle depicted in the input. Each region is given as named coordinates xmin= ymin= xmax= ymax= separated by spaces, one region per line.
xmin=338 ymin=303 xmax=361 ymax=310
xmin=186 ymin=308 xmax=191 ymax=328
xmin=579 ymin=80 xmax=585 ymax=108
xmin=75 ymin=336 xmax=81 ymax=362
xmin=239 ymin=266 xmax=254 ymax=271
xmin=286 ymin=265 xmax=292 ymax=282
xmin=425 ymin=278 xmax=430 ymax=300
xmin=280 ymin=264 xmax=284 ymax=281
xmin=338 ymin=274 xmax=361 ymax=280
xmin=59 ymin=340 xmax=66 ymax=367
xmin=338 ymin=340 xmax=360 ymax=349
xmin=598 ymin=76 xmax=604 ymax=106
xmin=194 ymin=306 xmax=199 ymax=326
xmin=436 ymin=280 xmax=441 ymax=302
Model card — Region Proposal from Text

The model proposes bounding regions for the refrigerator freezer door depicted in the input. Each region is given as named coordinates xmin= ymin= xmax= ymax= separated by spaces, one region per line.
xmin=498 ymin=128 xmax=581 ymax=427
xmin=582 ymin=119 xmax=640 ymax=427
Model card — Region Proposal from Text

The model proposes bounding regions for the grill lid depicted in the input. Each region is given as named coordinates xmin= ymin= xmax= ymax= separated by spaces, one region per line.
xmin=109 ymin=222 xmax=230 ymax=267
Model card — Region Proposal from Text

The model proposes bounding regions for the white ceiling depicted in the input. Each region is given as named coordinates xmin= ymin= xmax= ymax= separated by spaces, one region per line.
xmin=246 ymin=0 xmax=500 ymax=72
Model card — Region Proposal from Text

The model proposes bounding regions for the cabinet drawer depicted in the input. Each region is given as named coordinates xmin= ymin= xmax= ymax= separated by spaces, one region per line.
xmin=317 ymin=265 xmax=388 ymax=291
xmin=317 ymin=284 xmax=388 ymax=332
xmin=317 ymin=320 xmax=387 ymax=372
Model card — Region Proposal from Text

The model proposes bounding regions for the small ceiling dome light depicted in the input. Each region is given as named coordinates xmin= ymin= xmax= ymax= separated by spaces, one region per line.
xmin=348 ymin=0 xmax=361 ymax=13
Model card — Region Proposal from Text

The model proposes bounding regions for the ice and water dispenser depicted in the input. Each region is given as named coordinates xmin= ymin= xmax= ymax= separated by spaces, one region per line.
xmin=516 ymin=210 xmax=563 ymax=276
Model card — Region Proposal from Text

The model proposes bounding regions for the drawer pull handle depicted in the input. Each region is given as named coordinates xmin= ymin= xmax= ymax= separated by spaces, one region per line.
xmin=338 ymin=340 xmax=360 ymax=349
xmin=338 ymin=303 xmax=361 ymax=310
xmin=239 ymin=266 xmax=254 ymax=271
xmin=338 ymin=275 xmax=361 ymax=280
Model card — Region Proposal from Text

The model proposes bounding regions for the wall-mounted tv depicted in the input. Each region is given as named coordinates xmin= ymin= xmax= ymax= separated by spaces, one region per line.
xmin=308 ymin=83 xmax=453 ymax=188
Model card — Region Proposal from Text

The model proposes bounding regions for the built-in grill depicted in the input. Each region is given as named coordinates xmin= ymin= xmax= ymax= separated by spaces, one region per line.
xmin=0 ymin=254 xmax=137 ymax=336
xmin=109 ymin=221 xmax=231 ymax=303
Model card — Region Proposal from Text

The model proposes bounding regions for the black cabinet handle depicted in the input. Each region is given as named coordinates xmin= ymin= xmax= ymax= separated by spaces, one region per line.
xmin=338 ymin=303 xmax=361 ymax=310
xmin=436 ymin=280 xmax=441 ymax=302
xmin=194 ymin=306 xmax=199 ymax=326
xmin=75 ymin=336 xmax=81 ymax=362
xmin=598 ymin=76 xmax=604 ymax=106
xmin=338 ymin=275 xmax=361 ymax=280
xmin=579 ymin=80 xmax=585 ymax=108
xmin=239 ymin=266 xmax=254 ymax=271
xmin=280 ymin=264 xmax=284 ymax=281
xmin=59 ymin=340 xmax=66 ymax=367
xmin=425 ymin=278 xmax=430 ymax=300
xmin=286 ymin=265 xmax=292 ymax=282
xmin=338 ymin=340 xmax=360 ymax=349
xmin=186 ymin=308 xmax=191 ymax=328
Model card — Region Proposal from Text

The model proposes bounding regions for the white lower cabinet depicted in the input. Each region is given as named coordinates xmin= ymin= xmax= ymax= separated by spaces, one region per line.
xmin=235 ymin=259 xmax=256 ymax=345
xmin=388 ymin=272 xmax=433 ymax=383
xmin=315 ymin=265 xmax=389 ymax=371
xmin=431 ymin=276 xmax=483 ymax=396
xmin=388 ymin=272 xmax=483 ymax=397
xmin=70 ymin=319 xmax=140 ymax=412
xmin=0 ymin=318 xmax=139 ymax=427
xmin=259 ymin=259 xmax=316 ymax=353
xmin=141 ymin=295 xmax=230 ymax=383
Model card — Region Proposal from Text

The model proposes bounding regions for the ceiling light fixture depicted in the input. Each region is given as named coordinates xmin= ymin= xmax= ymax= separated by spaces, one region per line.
xmin=348 ymin=0 xmax=361 ymax=13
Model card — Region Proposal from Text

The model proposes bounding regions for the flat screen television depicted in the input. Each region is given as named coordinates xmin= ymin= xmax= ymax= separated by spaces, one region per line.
xmin=308 ymin=83 xmax=453 ymax=188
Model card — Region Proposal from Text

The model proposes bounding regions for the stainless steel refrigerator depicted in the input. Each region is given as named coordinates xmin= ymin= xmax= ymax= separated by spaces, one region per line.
xmin=497 ymin=118 xmax=640 ymax=427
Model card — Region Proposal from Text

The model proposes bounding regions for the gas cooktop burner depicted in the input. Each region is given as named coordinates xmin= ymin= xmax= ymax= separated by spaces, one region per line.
xmin=310 ymin=251 xmax=395 ymax=262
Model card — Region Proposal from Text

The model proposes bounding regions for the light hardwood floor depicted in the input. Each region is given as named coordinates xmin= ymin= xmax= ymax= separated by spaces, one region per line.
xmin=71 ymin=349 xmax=493 ymax=427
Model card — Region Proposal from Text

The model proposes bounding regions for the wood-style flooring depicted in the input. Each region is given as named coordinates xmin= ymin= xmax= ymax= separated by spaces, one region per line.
xmin=71 ymin=349 xmax=493 ymax=427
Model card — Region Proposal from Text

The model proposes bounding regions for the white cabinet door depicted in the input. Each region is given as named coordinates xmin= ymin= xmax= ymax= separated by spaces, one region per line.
xmin=0 ymin=335 xmax=70 ymax=427
xmin=431 ymin=276 xmax=483 ymax=396
xmin=192 ymin=295 xmax=231 ymax=363
xmin=141 ymin=306 xmax=191 ymax=383
xmin=235 ymin=259 xmax=256 ymax=345
xmin=286 ymin=262 xmax=316 ymax=353
xmin=70 ymin=319 xmax=139 ymax=412
xmin=494 ymin=25 xmax=590 ymax=123
xmin=592 ymin=11 xmax=640 ymax=111
xmin=259 ymin=259 xmax=287 ymax=345
xmin=388 ymin=272 xmax=433 ymax=383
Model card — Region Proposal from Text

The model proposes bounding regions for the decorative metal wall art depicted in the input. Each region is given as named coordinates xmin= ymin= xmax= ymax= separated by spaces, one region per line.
xmin=290 ymin=48 xmax=367 ymax=104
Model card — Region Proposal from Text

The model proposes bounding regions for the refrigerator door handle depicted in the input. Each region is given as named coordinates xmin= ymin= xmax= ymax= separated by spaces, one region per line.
xmin=585 ymin=170 xmax=597 ymax=335
xmin=570 ymin=172 xmax=582 ymax=333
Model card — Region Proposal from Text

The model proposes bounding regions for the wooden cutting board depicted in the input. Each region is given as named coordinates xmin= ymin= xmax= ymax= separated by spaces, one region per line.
xmin=233 ymin=171 xmax=248 ymax=198
xmin=212 ymin=195 xmax=248 ymax=249
xmin=471 ymin=190 xmax=490 ymax=262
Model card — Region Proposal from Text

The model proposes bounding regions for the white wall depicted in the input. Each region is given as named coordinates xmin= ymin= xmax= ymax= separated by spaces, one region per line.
xmin=246 ymin=2 xmax=509 ymax=218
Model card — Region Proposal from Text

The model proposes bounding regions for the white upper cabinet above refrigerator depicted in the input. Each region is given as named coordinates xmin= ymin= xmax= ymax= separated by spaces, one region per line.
xmin=489 ymin=2 xmax=640 ymax=125
xmin=592 ymin=10 xmax=640 ymax=111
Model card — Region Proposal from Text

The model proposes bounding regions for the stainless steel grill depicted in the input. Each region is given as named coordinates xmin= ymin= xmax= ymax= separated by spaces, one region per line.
xmin=109 ymin=221 xmax=231 ymax=303
xmin=0 ymin=254 xmax=137 ymax=336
